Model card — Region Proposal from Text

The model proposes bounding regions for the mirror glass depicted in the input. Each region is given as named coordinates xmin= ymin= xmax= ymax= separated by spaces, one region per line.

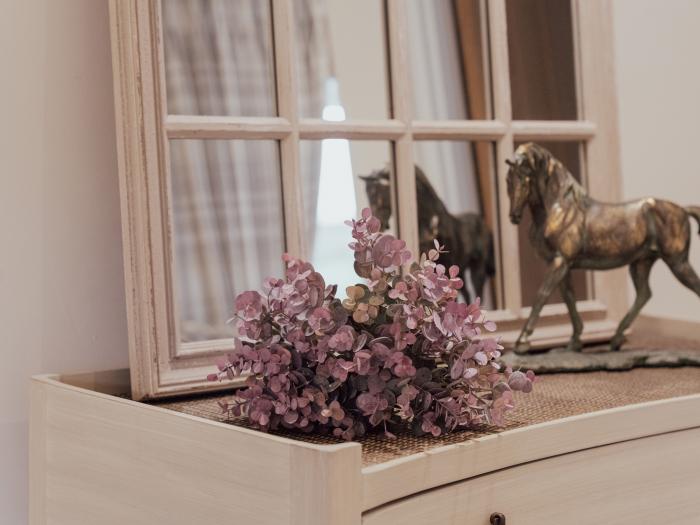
xmin=293 ymin=0 xmax=390 ymax=120
xmin=413 ymin=141 xmax=498 ymax=309
xmin=161 ymin=0 xmax=278 ymax=116
xmin=408 ymin=0 xmax=493 ymax=120
xmin=515 ymin=141 xmax=590 ymax=306
xmin=169 ymin=139 xmax=285 ymax=343
xmin=300 ymin=140 xmax=395 ymax=294
xmin=506 ymin=0 xmax=578 ymax=120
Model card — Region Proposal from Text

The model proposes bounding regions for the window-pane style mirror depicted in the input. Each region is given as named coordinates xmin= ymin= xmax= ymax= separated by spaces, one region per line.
xmin=293 ymin=0 xmax=390 ymax=120
xmin=161 ymin=0 xmax=278 ymax=117
xmin=408 ymin=0 xmax=492 ymax=121
xmin=111 ymin=0 xmax=624 ymax=399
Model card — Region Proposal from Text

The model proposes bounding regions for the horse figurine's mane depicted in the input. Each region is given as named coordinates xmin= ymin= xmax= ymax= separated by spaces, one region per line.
xmin=515 ymin=142 xmax=588 ymax=210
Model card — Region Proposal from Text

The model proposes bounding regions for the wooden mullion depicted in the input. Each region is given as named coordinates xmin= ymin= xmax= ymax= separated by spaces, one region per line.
xmin=511 ymin=120 xmax=596 ymax=141
xmin=571 ymin=0 xmax=585 ymax=120
xmin=489 ymin=0 xmax=520 ymax=311
xmin=387 ymin=0 xmax=418 ymax=257
xmin=150 ymin=0 xmax=183 ymax=365
xmin=299 ymin=118 xmax=407 ymax=140
xmin=272 ymin=0 xmax=305 ymax=259
xmin=576 ymin=0 xmax=627 ymax=320
xmin=411 ymin=120 xmax=507 ymax=140
xmin=165 ymin=115 xmax=292 ymax=139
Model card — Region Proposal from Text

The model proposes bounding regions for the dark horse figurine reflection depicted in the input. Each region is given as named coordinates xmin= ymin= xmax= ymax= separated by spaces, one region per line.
xmin=361 ymin=165 xmax=495 ymax=304
xmin=507 ymin=143 xmax=700 ymax=354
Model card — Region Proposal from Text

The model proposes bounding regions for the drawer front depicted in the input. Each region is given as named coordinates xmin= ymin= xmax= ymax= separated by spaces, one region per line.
xmin=363 ymin=427 xmax=700 ymax=525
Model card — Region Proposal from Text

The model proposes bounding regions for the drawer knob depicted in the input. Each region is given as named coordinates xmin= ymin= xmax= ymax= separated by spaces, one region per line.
xmin=490 ymin=512 xmax=506 ymax=525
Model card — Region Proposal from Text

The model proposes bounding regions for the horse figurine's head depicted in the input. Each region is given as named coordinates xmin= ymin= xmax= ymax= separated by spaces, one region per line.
xmin=359 ymin=167 xmax=392 ymax=230
xmin=505 ymin=142 xmax=553 ymax=224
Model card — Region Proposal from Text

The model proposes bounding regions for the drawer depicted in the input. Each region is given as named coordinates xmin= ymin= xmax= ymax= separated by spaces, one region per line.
xmin=363 ymin=427 xmax=700 ymax=525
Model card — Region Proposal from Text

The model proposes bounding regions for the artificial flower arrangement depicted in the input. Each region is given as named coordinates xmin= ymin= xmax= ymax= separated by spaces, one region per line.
xmin=208 ymin=208 xmax=534 ymax=440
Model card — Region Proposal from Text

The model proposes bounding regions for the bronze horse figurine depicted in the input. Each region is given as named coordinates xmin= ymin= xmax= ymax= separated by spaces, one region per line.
xmin=507 ymin=142 xmax=700 ymax=354
xmin=361 ymin=165 xmax=495 ymax=304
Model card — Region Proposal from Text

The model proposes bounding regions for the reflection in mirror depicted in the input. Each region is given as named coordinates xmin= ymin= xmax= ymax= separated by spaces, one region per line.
xmin=293 ymin=0 xmax=390 ymax=120
xmin=161 ymin=0 xmax=277 ymax=116
xmin=515 ymin=142 xmax=590 ymax=306
xmin=413 ymin=141 xmax=498 ymax=309
xmin=506 ymin=0 xmax=577 ymax=120
xmin=408 ymin=0 xmax=492 ymax=120
xmin=169 ymin=140 xmax=285 ymax=342
xmin=300 ymin=140 xmax=394 ymax=294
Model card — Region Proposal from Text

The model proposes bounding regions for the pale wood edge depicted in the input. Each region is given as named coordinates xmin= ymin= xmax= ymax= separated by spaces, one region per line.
xmin=28 ymin=381 xmax=47 ymax=525
xmin=291 ymin=443 xmax=362 ymax=525
xmin=360 ymin=392 xmax=700 ymax=511
xmin=30 ymin=375 xmax=363 ymax=525
xmin=577 ymin=0 xmax=628 ymax=320
xmin=109 ymin=0 xmax=158 ymax=401
xmin=489 ymin=0 xmax=520 ymax=310
xmin=363 ymin=428 xmax=700 ymax=525
xmin=634 ymin=315 xmax=700 ymax=340
xmin=387 ymin=0 xmax=418 ymax=259
xmin=29 ymin=373 xmax=353 ymax=453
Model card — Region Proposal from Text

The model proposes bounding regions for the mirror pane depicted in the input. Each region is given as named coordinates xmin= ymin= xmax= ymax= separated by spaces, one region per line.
xmin=413 ymin=141 xmax=498 ymax=309
xmin=294 ymin=0 xmax=390 ymax=120
xmin=169 ymin=139 xmax=285 ymax=342
xmin=408 ymin=0 xmax=493 ymax=120
xmin=161 ymin=0 xmax=277 ymax=116
xmin=514 ymin=142 xmax=590 ymax=306
xmin=300 ymin=140 xmax=395 ymax=294
xmin=506 ymin=0 xmax=577 ymax=120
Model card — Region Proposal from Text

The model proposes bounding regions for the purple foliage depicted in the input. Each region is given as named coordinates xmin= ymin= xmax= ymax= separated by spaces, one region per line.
xmin=208 ymin=208 xmax=534 ymax=440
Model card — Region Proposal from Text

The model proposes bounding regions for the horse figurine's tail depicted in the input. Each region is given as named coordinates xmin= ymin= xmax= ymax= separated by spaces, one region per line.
xmin=687 ymin=206 xmax=700 ymax=235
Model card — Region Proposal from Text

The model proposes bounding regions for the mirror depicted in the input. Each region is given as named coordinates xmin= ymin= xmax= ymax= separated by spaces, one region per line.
xmin=300 ymin=140 xmax=395 ymax=294
xmin=161 ymin=0 xmax=278 ymax=117
xmin=408 ymin=0 xmax=492 ymax=120
xmin=413 ymin=141 xmax=498 ymax=309
xmin=169 ymin=139 xmax=285 ymax=343
xmin=293 ymin=0 xmax=390 ymax=120
xmin=158 ymin=0 xmax=592 ymax=355
xmin=506 ymin=0 xmax=578 ymax=120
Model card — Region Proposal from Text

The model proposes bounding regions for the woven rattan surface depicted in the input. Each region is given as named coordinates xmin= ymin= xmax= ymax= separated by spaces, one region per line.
xmin=156 ymin=340 xmax=700 ymax=467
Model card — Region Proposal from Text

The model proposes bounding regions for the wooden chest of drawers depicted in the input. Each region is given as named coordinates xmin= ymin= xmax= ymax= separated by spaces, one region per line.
xmin=29 ymin=368 xmax=700 ymax=524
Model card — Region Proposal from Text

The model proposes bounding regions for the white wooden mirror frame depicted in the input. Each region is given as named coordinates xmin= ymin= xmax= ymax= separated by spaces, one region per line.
xmin=109 ymin=0 xmax=627 ymax=400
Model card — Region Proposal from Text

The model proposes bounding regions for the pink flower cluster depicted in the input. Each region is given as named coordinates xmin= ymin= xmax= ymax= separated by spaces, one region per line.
xmin=208 ymin=208 xmax=534 ymax=440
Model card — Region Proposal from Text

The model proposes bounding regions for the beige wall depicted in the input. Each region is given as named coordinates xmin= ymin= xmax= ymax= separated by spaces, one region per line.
xmin=614 ymin=0 xmax=700 ymax=322
xmin=1 ymin=0 xmax=699 ymax=522
xmin=0 ymin=1 xmax=128 ymax=523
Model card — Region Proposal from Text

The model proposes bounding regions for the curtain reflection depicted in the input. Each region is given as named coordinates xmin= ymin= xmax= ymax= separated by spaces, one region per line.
xmin=163 ymin=1 xmax=331 ymax=342
xmin=162 ymin=0 xmax=277 ymax=116
xmin=407 ymin=0 xmax=496 ymax=307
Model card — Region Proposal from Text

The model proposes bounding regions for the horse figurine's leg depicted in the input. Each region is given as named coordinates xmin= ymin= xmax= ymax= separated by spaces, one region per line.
xmin=666 ymin=257 xmax=700 ymax=301
xmin=610 ymin=257 xmax=656 ymax=351
xmin=559 ymin=273 xmax=583 ymax=352
xmin=515 ymin=255 xmax=570 ymax=354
